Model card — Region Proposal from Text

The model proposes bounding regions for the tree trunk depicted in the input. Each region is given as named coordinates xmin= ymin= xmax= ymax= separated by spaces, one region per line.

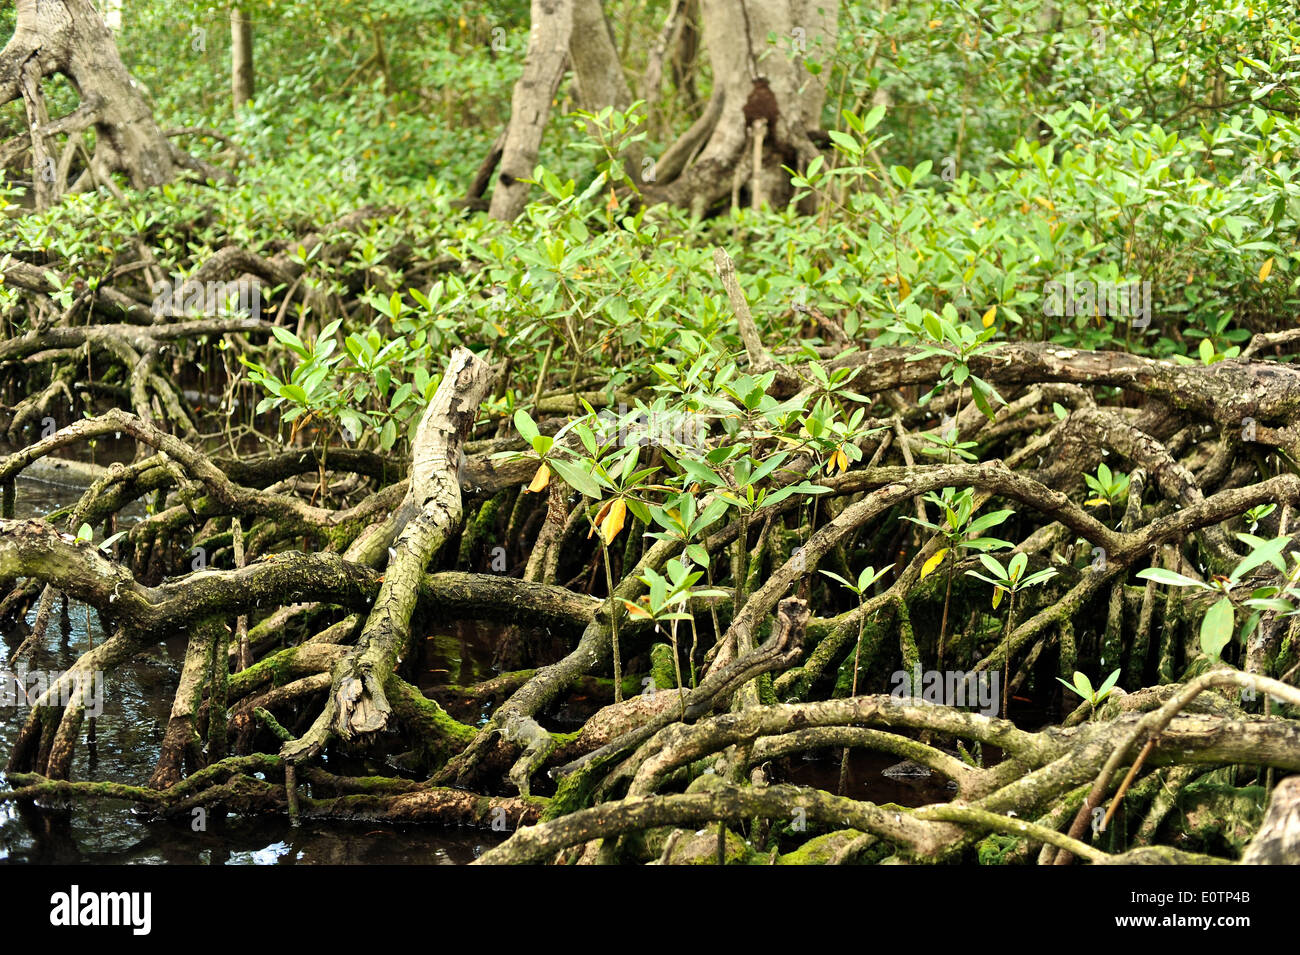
xmin=643 ymin=0 xmax=837 ymax=213
xmin=489 ymin=0 xmax=575 ymax=221
xmin=1242 ymin=776 xmax=1300 ymax=864
xmin=280 ymin=348 xmax=495 ymax=762
xmin=231 ymin=7 xmax=254 ymax=109
xmin=569 ymin=0 xmax=644 ymax=182
xmin=569 ymin=0 xmax=629 ymax=114
xmin=0 ymin=0 xmax=178 ymax=204
xmin=486 ymin=0 xmax=836 ymax=217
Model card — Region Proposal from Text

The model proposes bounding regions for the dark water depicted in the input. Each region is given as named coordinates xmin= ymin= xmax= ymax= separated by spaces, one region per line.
xmin=0 ymin=474 xmax=506 ymax=864
xmin=782 ymin=750 xmax=960 ymax=808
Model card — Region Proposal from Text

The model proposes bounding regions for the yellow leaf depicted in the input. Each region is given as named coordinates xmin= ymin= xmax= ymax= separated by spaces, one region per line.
xmin=928 ymin=18 xmax=942 ymax=28
xmin=921 ymin=548 xmax=949 ymax=580
xmin=1084 ymin=497 xmax=1108 ymax=507
xmin=589 ymin=500 xmax=612 ymax=538
xmin=899 ymin=275 xmax=911 ymax=299
xmin=1259 ymin=257 xmax=1274 ymax=282
xmin=601 ymin=498 xmax=627 ymax=545
xmin=834 ymin=446 xmax=850 ymax=474
xmin=982 ymin=305 xmax=997 ymax=328
xmin=992 ymin=586 xmax=1005 ymax=609
xmin=528 ymin=463 xmax=550 ymax=493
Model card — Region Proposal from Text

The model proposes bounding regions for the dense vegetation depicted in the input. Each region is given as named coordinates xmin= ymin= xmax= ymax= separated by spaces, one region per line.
xmin=1 ymin=0 xmax=1299 ymax=865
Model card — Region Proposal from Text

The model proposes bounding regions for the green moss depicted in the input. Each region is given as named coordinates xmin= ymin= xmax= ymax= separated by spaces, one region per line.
xmin=458 ymin=491 xmax=505 ymax=566
xmin=227 ymin=643 xmax=308 ymax=697
xmin=661 ymin=827 xmax=754 ymax=865
xmin=685 ymin=770 xmax=727 ymax=794
xmin=542 ymin=763 xmax=602 ymax=821
xmin=1167 ymin=781 xmax=1267 ymax=857
xmin=650 ymin=642 xmax=677 ymax=690
xmin=777 ymin=830 xmax=865 ymax=864
xmin=253 ymin=707 xmax=293 ymax=742
xmin=384 ymin=675 xmax=477 ymax=769
xmin=757 ymin=671 xmax=777 ymax=706
xmin=976 ymin=833 xmax=1024 ymax=864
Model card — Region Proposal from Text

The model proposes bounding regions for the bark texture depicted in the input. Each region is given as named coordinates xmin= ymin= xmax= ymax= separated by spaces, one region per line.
xmin=0 ymin=0 xmax=181 ymax=203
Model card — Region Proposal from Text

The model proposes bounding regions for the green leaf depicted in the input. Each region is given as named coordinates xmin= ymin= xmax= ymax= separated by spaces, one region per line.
xmin=514 ymin=409 xmax=539 ymax=445
xmin=966 ymin=510 xmax=1014 ymax=536
xmin=861 ymin=104 xmax=886 ymax=132
xmin=1136 ymin=567 xmax=1206 ymax=588
xmin=1245 ymin=597 xmax=1294 ymax=614
xmin=281 ymin=384 xmax=309 ymax=405
xmin=574 ymin=423 xmax=598 ymax=457
xmin=1238 ymin=610 xmax=1262 ymax=648
xmin=820 ymin=570 xmax=856 ymax=592
xmin=390 ymin=381 xmax=413 ymax=411
xmin=1072 ymin=671 xmax=1094 ymax=700
xmin=858 ymin=565 xmax=888 ymax=592
xmin=977 ymin=553 xmax=1007 ymax=580
xmin=549 ymin=457 xmax=604 ymax=499
xmin=686 ymin=543 xmax=711 ymax=568
xmin=827 ymin=130 xmax=862 ymax=155
xmin=1056 ymin=676 xmax=1086 ymax=700
xmin=98 ymin=530 xmax=128 ymax=551
xmin=969 ymin=377 xmax=996 ymax=421
xmin=271 ymin=325 xmax=309 ymax=358
xmin=626 ymin=498 xmax=651 ymax=526
xmin=749 ymin=452 xmax=786 ymax=486
xmin=1231 ymin=534 xmax=1290 ymax=579
xmin=1200 ymin=597 xmax=1235 ymax=660
xmin=694 ymin=495 xmax=731 ymax=531
xmin=962 ymin=536 xmax=1013 ymax=553
xmin=763 ymin=481 xmax=830 ymax=508
xmin=682 ymin=457 xmax=728 ymax=488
